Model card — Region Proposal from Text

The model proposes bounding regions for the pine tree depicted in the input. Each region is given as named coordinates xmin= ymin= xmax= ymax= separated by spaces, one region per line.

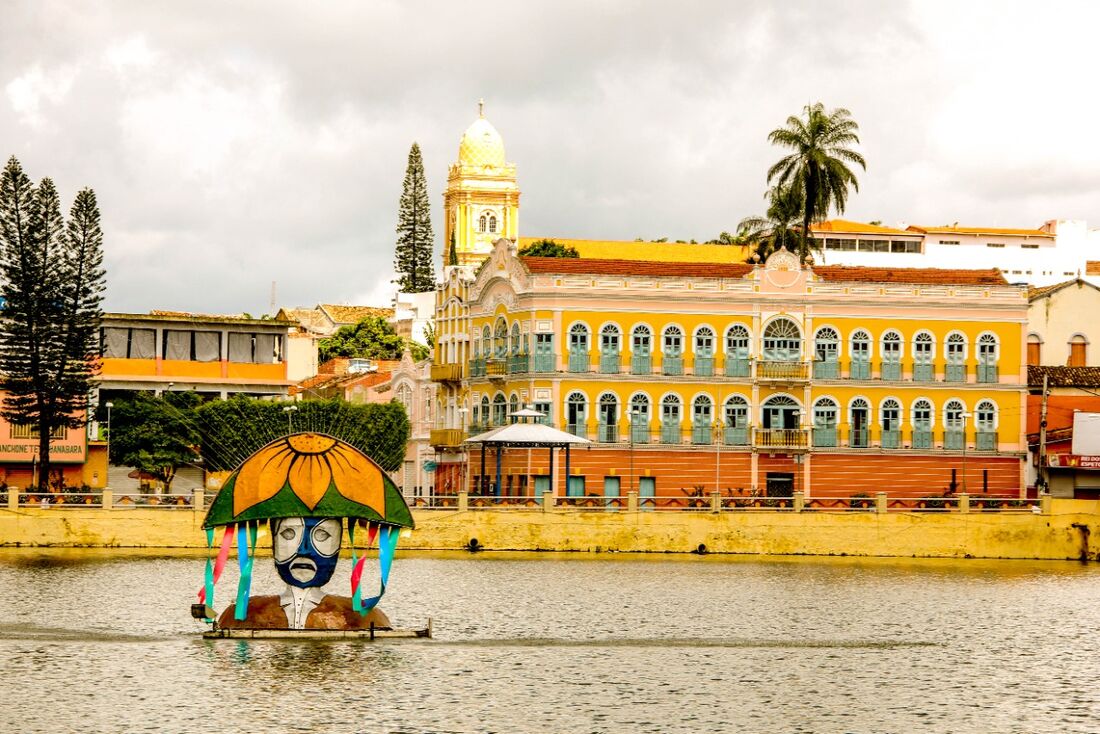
xmin=0 ymin=157 xmax=105 ymax=491
xmin=394 ymin=142 xmax=436 ymax=292
xmin=448 ymin=230 xmax=458 ymax=267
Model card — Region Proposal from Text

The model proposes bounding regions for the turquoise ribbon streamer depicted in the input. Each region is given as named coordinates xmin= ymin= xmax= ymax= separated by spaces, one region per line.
xmin=349 ymin=520 xmax=362 ymax=613
xmin=203 ymin=527 xmax=214 ymax=619
xmin=233 ymin=522 xmax=257 ymax=622
xmin=360 ymin=525 xmax=400 ymax=615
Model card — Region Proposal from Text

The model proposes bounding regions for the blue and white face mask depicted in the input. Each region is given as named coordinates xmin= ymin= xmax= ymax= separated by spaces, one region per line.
xmin=272 ymin=517 xmax=342 ymax=588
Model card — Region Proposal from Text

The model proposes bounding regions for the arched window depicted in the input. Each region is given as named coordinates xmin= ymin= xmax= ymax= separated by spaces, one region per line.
xmin=568 ymin=324 xmax=589 ymax=372
xmin=761 ymin=394 xmax=801 ymax=431
xmin=488 ymin=215 xmax=497 ymax=233
xmin=629 ymin=393 xmax=650 ymax=443
xmin=1027 ymin=334 xmax=1042 ymax=366
xmin=813 ymin=326 xmax=839 ymax=378
xmin=478 ymin=395 xmax=490 ymax=428
xmin=478 ymin=215 xmax=487 ymax=233
xmin=849 ymin=397 xmax=870 ymax=447
xmin=945 ymin=333 xmax=967 ymax=382
xmin=764 ymin=318 xmax=801 ymax=362
xmin=881 ymin=398 xmax=901 ymax=448
xmin=813 ymin=397 xmax=838 ymax=447
xmin=1069 ymin=335 xmax=1087 ymax=367
xmin=396 ymin=384 xmax=412 ymax=412
xmin=694 ymin=327 xmax=715 ymax=377
xmin=944 ymin=399 xmax=966 ymax=450
xmin=912 ymin=398 xmax=933 ymax=449
xmin=600 ymin=324 xmax=621 ymax=374
xmin=492 ymin=393 xmax=507 ymax=427
xmin=913 ymin=332 xmax=934 ymax=381
xmin=723 ymin=395 xmax=749 ymax=445
xmin=660 ymin=394 xmax=682 ymax=444
xmin=725 ymin=324 xmax=751 ymax=377
xmin=977 ymin=333 xmax=998 ymax=382
xmin=881 ymin=331 xmax=903 ymax=381
xmin=692 ymin=395 xmax=713 ymax=444
xmin=598 ymin=393 xmax=618 ymax=442
xmin=509 ymin=323 xmax=521 ymax=356
xmin=566 ymin=392 xmax=587 ymax=437
xmin=976 ymin=400 xmax=997 ymax=451
xmin=494 ymin=319 xmax=508 ymax=359
xmin=662 ymin=326 xmax=684 ymax=375
xmin=850 ymin=329 xmax=871 ymax=379
xmin=508 ymin=393 xmax=519 ymax=421
xmin=631 ymin=325 xmax=652 ymax=374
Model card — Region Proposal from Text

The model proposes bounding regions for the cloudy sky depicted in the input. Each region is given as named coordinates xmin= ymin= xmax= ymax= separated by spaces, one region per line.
xmin=3 ymin=1 xmax=1098 ymax=314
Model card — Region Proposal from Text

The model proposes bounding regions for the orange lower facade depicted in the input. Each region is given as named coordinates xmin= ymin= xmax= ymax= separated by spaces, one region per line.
xmin=435 ymin=447 xmax=1024 ymax=500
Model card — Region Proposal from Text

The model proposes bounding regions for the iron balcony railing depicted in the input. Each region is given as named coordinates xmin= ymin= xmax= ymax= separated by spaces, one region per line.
xmin=468 ymin=358 xmax=486 ymax=377
xmin=912 ymin=428 xmax=933 ymax=449
xmin=724 ymin=358 xmax=750 ymax=378
xmin=813 ymin=427 xmax=837 ymax=447
xmin=568 ymin=351 xmax=589 ymax=373
xmin=532 ymin=353 xmax=554 ymax=372
xmin=813 ymin=360 xmax=839 ymax=379
xmin=566 ymin=423 xmax=587 ymax=440
xmin=945 ymin=363 xmax=967 ymax=383
xmin=660 ymin=424 xmax=682 ymax=444
xmin=849 ymin=427 xmax=869 ymax=448
xmin=693 ymin=356 xmax=714 ymax=377
xmin=630 ymin=423 xmax=649 ymax=443
xmin=976 ymin=431 xmax=997 ymax=451
xmin=691 ymin=424 xmax=712 ymax=445
xmin=662 ymin=355 xmax=683 ymax=376
xmin=723 ymin=426 xmax=749 ymax=446
xmin=944 ymin=429 xmax=964 ymax=450
xmin=507 ymin=353 xmax=530 ymax=374
xmin=486 ymin=359 xmax=506 ymax=377
xmin=631 ymin=354 xmax=651 ymax=375
xmin=913 ymin=363 xmax=934 ymax=382
xmin=597 ymin=424 xmax=619 ymax=443
xmin=600 ymin=352 xmax=620 ymax=374
xmin=849 ymin=360 xmax=871 ymax=380
xmin=880 ymin=361 xmax=901 ymax=381
xmin=758 ymin=361 xmax=809 ymax=380
xmin=977 ymin=364 xmax=998 ymax=383
xmin=754 ymin=428 xmax=809 ymax=449
xmin=881 ymin=429 xmax=900 ymax=449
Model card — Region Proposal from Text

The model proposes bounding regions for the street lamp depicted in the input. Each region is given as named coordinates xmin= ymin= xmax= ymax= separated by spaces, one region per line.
xmin=283 ymin=404 xmax=298 ymax=434
xmin=104 ymin=402 xmax=114 ymax=470
xmin=960 ymin=411 xmax=972 ymax=495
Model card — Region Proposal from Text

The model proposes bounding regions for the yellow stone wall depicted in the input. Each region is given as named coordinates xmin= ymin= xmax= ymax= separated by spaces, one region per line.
xmin=2 ymin=501 xmax=1098 ymax=561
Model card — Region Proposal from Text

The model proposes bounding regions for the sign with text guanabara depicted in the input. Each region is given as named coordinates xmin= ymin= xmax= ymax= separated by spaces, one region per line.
xmin=0 ymin=425 xmax=87 ymax=464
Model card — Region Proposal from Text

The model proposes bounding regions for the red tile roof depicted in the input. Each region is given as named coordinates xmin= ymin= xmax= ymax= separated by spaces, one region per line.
xmin=521 ymin=257 xmax=1007 ymax=286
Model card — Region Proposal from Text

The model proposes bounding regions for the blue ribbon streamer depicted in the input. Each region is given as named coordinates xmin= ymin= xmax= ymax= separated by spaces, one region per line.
xmin=203 ymin=527 xmax=214 ymax=619
xmin=360 ymin=524 xmax=400 ymax=615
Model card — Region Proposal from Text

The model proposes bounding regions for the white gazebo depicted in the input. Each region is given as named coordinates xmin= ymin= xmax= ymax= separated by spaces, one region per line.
xmin=465 ymin=408 xmax=591 ymax=496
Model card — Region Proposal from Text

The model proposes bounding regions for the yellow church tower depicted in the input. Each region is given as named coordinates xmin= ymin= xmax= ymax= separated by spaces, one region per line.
xmin=443 ymin=101 xmax=520 ymax=268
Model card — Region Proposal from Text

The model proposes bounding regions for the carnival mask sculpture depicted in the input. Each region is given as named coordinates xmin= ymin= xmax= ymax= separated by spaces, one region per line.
xmin=273 ymin=517 xmax=342 ymax=588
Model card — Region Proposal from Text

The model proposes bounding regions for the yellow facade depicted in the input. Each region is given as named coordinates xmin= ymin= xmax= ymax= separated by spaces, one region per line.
xmin=516 ymin=237 xmax=751 ymax=263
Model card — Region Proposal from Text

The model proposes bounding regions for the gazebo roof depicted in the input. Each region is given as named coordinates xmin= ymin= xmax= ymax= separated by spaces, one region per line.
xmin=466 ymin=422 xmax=591 ymax=448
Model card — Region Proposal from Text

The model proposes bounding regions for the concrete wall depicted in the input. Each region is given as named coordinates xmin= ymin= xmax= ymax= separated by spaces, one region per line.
xmin=3 ymin=498 xmax=1098 ymax=560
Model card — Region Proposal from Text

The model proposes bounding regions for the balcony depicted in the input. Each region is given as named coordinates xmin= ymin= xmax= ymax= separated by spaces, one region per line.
xmin=849 ymin=360 xmax=871 ymax=380
xmin=976 ymin=431 xmax=997 ymax=451
xmin=691 ymin=424 xmax=712 ymax=445
xmin=813 ymin=427 xmax=837 ymax=447
xmin=912 ymin=429 xmax=933 ymax=449
xmin=754 ymin=428 xmax=809 ymax=450
xmin=977 ymin=364 xmax=998 ymax=383
xmin=429 ymin=428 xmax=466 ymax=448
xmin=881 ymin=429 xmax=900 ymax=449
xmin=913 ymin=363 xmax=934 ymax=382
xmin=568 ymin=352 xmax=589 ymax=373
xmin=849 ymin=427 xmax=869 ymax=448
xmin=880 ymin=361 xmax=901 ymax=381
xmin=945 ymin=363 xmax=967 ymax=383
xmin=662 ymin=355 xmax=683 ymax=376
xmin=597 ymin=424 xmax=619 ymax=443
xmin=944 ymin=429 xmax=964 ymax=450
xmin=813 ymin=360 xmax=839 ymax=379
xmin=532 ymin=353 xmax=555 ymax=372
xmin=507 ymin=353 xmax=530 ymax=374
xmin=758 ymin=360 xmax=809 ymax=381
xmin=723 ymin=426 xmax=749 ymax=446
xmin=693 ymin=356 xmax=714 ymax=377
xmin=660 ymin=425 xmax=682 ymax=444
xmin=631 ymin=354 xmax=651 ymax=375
xmin=430 ymin=363 xmax=462 ymax=382
xmin=486 ymin=359 xmax=506 ymax=378
xmin=725 ymin=358 xmax=750 ymax=378
xmin=600 ymin=353 xmax=620 ymax=374
xmin=468 ymin=358 xmax=486 ymax=378
xmin=566 ymin=423 xmax=587 ymax=440
xmin=630 ymin=423 xmax=650 ymax=444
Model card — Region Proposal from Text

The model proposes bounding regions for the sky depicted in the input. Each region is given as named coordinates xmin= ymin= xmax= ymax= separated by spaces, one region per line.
xmin=4 ymin=1 xmax=1100 ymax=315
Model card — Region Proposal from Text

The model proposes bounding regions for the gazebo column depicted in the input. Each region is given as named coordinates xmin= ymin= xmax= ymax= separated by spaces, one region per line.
xmin=495 ymin=446 xmax=503 ymax=497
xmin=480 ymin=443 xmax=486 ymax=495
xmin=565 ymin=444 xmax=571 ymax=497
xmin=548 ymin=446 xmax=554 ymax=500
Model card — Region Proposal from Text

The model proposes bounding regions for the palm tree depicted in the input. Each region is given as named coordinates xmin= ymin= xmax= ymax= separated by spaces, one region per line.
xmin=737 ymin=185 xmax=803 ymax=263
xmin=767 ymin=103 xmax=866 ymax=262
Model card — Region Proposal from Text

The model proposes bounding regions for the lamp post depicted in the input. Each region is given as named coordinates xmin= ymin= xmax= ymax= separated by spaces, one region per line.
xmin=283 ymin=404 xmax=298 ymax=434
xmin=961 ymin=411 xmax=971 ymax=495
xmin=627 ymin=408 xmax=637 ymax=495
xmin=104 ymin=401 xmax=114 ymax=470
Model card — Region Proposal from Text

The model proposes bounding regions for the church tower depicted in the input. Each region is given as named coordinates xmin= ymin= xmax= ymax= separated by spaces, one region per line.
xmin=443 ymin=101 xmax=520 ymax=268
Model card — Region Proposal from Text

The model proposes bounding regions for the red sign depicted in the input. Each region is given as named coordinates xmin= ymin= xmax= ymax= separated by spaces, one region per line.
xmin=1047 ymin=454 xmax=1100 ymax=470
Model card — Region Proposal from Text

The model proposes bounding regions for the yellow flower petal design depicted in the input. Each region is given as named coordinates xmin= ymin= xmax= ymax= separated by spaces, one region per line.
xmin=287 ymin=433 xmax=337 ymax=455
xmin=326 ymin=442 xmax=386 ymax=515
xmin=287 ymin=452 xmax=333 ymax=510
xmin=233 ymin=442 xmax=295 ymax=517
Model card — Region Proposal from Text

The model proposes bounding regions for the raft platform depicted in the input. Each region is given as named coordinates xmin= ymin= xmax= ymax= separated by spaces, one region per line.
xmin=202 ymin=619 xmax=432 ymax=640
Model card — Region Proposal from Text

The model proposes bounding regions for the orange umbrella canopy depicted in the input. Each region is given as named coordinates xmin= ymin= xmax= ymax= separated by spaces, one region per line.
xmin=203 ymin=432 xmax=413 ymax=529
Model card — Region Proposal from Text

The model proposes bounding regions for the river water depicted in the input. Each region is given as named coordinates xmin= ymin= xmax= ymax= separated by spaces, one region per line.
xmin=1 ymin=549 xmax=1098 ymax=733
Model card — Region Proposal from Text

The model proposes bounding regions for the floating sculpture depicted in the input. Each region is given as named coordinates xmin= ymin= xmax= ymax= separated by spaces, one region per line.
xmin=193 ymin=432 xmax=422 ymax=637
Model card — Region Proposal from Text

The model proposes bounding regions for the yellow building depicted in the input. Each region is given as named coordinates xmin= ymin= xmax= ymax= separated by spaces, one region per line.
xmin=429 ymin=111 xmax=1028 ymax=502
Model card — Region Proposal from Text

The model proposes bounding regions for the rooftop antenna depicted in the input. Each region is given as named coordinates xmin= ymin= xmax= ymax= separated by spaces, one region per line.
xmin=478 ymin=98 xmax=484 ymax=117
xmin=270 ymin=281 xmax=277 ymax=314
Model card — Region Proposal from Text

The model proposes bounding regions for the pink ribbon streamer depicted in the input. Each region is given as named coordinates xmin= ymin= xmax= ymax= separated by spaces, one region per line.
xmin=198 ymin=524 xmax=235 ymax=603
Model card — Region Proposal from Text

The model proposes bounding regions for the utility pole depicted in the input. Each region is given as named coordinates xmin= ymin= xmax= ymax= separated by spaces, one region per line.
xmin=1038 ymin=372 xmax=1050 ymax=493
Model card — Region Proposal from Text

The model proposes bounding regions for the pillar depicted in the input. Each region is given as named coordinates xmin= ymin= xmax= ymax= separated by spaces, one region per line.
xmin=793 ymin=490 xmax=804 ymax=513
xmin=627 ymin=490 xmax=638 ymax=512
xmin=458 ymin=491 xmax=469 ymax=512
xmin=875 ymin=492 xmax=888 ymax=514
xmin=542 ymin=491 xmax=555 ymax=512
xmin=101 ymin=489 xmax=113 ymax=510
xmin=192 ymin=489 xmax=204 ymax=514
xmin=1040 ymin=492 xmax=1052 ymax=516
xmin=8 ymin=487 xmax=18 ymax=510
xmin=710 ymin=490 xmax=721 ymax=513
xmin=958 ymin=493 xmax=970 ymax=514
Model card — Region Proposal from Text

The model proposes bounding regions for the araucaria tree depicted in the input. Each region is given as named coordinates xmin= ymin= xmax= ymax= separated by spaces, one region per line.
xmin=767 ymin=103 xmax=866 ymax=263
xmin=394 ymin=142 xmax=436 ymax=292
xmin=0 ymin=156 xmax=106 ymax=491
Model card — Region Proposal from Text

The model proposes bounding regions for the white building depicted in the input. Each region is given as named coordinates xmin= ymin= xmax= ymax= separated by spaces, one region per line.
xmin=813 ymin=219 xmax=1100 ymax=287
xmin=1027 ymin=278 xmax=1100 ymax=367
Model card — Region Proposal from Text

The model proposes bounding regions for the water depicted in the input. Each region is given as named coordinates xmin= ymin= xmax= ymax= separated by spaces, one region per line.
xmin=1 ymin=549 xmax=1099 ymax=733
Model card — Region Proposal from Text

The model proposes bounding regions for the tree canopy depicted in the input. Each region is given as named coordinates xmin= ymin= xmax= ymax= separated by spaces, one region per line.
xmin=517 ymin=239 xmax=579 ymax=258
xmin=766 ymin=103 xmax=866 ymax=263
xmin=318 ymin=314 xmax=427 ymax=362
xmin=107 ymin=392 xmax=202 ymax=492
